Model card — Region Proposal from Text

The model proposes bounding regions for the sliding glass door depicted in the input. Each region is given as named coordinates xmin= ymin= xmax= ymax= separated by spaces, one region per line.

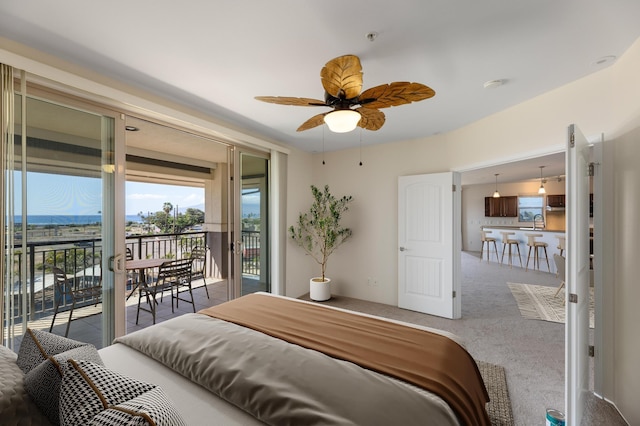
xmin=230 ymin=149 xmax=270 ymax=298
xmin=2 ymin=76 xmax=120 ymax=350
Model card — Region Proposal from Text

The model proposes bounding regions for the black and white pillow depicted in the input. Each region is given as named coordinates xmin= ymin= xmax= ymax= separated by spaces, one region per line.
xmin=16 ymin=329 xmax=90 ymax=373
xmin=59 ymin=359 xmax=186 ymax=426
xmin=16 ymin=329 xmax=103 ymax=425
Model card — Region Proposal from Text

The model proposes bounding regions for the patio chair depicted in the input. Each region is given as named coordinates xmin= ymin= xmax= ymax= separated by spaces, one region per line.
xmin=136 ymin=258 xmax=194 ymax=325
xmin=189 ymin=246 xmax=210 ymax=299
xmin=49 ymin=266 xmax=102 ymax=337
xmin=125 ymin=247 xmax=139 ymax=300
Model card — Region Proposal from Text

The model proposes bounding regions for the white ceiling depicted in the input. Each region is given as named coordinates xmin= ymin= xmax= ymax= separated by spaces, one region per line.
xmin=1 ymin=0 xmax=638 ymax=183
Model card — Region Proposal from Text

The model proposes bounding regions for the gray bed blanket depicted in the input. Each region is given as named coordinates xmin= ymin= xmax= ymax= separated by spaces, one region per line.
xmin=114 ymin=313 xmax=460 ymax=426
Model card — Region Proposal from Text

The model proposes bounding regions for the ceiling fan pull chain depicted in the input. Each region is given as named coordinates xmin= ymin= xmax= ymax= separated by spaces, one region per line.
xmin=322 ymin=125 xmax=326 ymax=165
xmin=359 ymin=128 xmax=363 ymax=166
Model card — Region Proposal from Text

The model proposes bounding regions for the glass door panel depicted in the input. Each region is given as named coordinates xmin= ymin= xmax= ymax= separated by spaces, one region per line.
xmin=231 ymin=151 xmax=270 ymax=297
xmin=3 ymin=91 xmax=116 ymax=350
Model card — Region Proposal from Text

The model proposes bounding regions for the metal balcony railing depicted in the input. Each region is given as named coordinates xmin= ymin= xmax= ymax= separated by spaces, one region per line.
xmin=5 ymin=230 xmax=262 ymax=327
xmin=6 ymin=231 xmax=205 ymax=325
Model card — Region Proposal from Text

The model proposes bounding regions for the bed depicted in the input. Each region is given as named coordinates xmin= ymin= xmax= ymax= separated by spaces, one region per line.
xmin=99 ymin=292 xmax=490 ymax=425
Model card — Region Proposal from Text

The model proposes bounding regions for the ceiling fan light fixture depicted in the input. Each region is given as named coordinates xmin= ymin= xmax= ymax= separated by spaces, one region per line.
xmin=324 ymin=109 xmax=361 ymax=133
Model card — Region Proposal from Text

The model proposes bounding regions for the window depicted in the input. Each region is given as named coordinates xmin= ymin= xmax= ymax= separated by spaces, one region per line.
xmin=518 ymin=196 xmax=544 ymax=221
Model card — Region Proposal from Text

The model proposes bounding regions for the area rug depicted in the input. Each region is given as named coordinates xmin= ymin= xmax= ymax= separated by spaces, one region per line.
xmin=477 ymin=360 xmax=514 ymax=426
xmin=508 ymin=282 xmax=594 ymax=328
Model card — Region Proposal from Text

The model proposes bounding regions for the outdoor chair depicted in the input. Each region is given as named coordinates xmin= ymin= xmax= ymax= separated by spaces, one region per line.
xmin=189 ymin=246 xmax=210 ymax=299
xmin=136 ymin=258 xmax=194 ymax=325
xmin=125 ymin=247 xmax=140 ymax=300
xmin=49 ymin=265 xmax=102 ymax=337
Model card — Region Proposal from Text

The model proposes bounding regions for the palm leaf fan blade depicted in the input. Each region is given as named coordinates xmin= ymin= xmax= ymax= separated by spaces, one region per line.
xmin=355 ymin=107 xmax=385 ymax=131
xmin=360 ymin=82 xmax=435 ymax=109
xmin=255 ymin=96 xmax=327 ymax=106
xmin=320 ymin=55 xmax=363 ymax=99
xmin=297 ymin=113 xmax=327 ymax=132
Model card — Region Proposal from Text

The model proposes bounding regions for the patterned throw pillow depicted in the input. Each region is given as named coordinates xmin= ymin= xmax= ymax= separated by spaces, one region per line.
xmin=16 ymin=329 xmax=103 ymax=425
xmin=59 ymin=359 xmax=186 ymax=426
xmin=16 ymin=329 xmax=89 ymax=373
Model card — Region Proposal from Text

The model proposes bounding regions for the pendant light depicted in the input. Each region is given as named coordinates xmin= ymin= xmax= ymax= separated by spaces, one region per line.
xmin=493 ymin=173 xmax=501 ymax=198
xmin=538 ymin=166 xmax=546 ymax=194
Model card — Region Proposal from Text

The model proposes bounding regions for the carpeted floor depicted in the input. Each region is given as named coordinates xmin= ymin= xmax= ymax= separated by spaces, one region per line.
xmin=477 ymin=361 xmax=514 ymax=426
xmin=508 ymin=282 xmax=594 ymax=328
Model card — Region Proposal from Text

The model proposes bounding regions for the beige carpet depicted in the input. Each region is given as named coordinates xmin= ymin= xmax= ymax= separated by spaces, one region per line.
xmin=508 ymin=283 xmax=594 ymax=328
xmin=477 ymin=361 xmax=514 ymax=426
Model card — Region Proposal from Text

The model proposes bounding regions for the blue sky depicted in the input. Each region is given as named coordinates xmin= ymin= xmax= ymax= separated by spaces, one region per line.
xmin=18 ymin=172 xmax=261 ymax=216
xmin=126 ymin=181 xmax=204 ymax=216
xmin=17 ymin=172 xmax=204 ymax=216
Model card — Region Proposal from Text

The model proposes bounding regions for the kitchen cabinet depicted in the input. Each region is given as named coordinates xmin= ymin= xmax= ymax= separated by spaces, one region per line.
xmin=546 ymin=194 xmax=565 ymax=207
xmin=484 ymin=196 xmax=518 ymax=217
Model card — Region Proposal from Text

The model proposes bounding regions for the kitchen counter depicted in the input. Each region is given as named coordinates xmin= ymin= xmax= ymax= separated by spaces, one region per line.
xmin=482 ymin=226 xmax=565 ymax=273
xmin=481 ymin=225 xmax=565 ymax=233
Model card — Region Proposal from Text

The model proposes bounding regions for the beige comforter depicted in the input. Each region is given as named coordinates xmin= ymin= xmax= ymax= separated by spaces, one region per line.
xmin=115 ymin=312 xmax=461 ymax=425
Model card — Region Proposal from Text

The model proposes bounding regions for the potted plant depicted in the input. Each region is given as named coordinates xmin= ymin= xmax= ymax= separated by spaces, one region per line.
xmin=289 ymin=184 xmax=353 ymax=301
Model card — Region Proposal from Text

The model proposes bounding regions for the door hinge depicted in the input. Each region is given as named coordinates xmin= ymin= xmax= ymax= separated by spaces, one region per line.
xmin=452 ymin=184 xmax=457 ymax=192
xmin=588 ymin=162 xmax=600 ymax=177
xmin=452 ymin=291 xmax=457 ymax=298
xmin=568 ymin=293 xmax=578 ymax=303
xmin=570 ymin=131 xmax=575 ymax=148
xmin=589 ymin=345 xmax=595 ymax=357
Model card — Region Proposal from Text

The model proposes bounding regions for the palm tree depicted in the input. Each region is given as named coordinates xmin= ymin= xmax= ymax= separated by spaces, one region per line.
xmin=163 ymin=202 xmax=173 ymax=232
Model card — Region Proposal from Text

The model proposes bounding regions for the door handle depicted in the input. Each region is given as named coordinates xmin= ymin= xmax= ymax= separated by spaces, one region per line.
xmin=109 ymin=254 xmax=124 ymax=273
xmin=399 ymin=247 xmax=408 ymax=252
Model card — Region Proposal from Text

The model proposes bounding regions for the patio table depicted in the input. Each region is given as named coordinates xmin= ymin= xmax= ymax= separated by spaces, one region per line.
xmin=125 ymin=258 xmax=167 ymax=300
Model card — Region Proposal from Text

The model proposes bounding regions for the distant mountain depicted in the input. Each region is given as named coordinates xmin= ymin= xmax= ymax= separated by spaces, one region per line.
xmin=177 ymin=204 xmax=204 ymax=214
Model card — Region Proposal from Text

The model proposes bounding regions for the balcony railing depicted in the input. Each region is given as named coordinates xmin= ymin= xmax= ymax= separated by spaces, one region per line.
xmin=5 ymin=229 xmax=261 ymax=327
xmin=242 ymin=230 xmax=260 ymax=277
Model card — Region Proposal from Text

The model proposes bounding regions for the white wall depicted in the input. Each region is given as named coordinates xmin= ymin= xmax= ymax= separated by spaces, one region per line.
xmin=609 ymin=123 xmax=640 ymax=425
xmin=283 ymin=148 xmax=315 ymax=297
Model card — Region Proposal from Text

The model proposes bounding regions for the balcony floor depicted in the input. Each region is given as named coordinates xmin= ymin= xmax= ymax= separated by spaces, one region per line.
xmin=22 ymin=278 xmax=228 ymax=350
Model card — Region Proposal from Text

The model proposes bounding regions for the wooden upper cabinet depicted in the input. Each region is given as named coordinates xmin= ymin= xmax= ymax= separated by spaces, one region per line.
xmin=546 ymin=194 xmax=565 ymax=207
xmin=485 ymin=196 xmax=518 ymax=217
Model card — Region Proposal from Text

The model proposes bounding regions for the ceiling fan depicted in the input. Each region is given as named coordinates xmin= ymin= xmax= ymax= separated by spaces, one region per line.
xmin=255 ymin=54 xmax=436 ymax=133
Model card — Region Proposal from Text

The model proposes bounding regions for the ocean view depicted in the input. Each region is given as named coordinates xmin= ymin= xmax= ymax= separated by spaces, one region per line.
xmin=15 ymin=215 xmax=143 ymax=226
xmin=16 ymin=207 xmax=259 ymax=226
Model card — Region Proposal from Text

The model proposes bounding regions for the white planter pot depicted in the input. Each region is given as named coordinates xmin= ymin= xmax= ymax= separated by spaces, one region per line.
xmin=309 ymin=277 xmax=331 ymax=301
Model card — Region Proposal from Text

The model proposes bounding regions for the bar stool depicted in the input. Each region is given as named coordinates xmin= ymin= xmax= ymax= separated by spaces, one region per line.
xmin=555 ymin=235 xmax=566 ymax=276
xmin=480 ymin=230 xmax=499 ymax=262
xmin=555 ymin=235 xmax=566 ymax=257
xmin=500 ymin=231 xmax=522 ymax=268
xmin=525 ymin=233 xmax=550 ymax=272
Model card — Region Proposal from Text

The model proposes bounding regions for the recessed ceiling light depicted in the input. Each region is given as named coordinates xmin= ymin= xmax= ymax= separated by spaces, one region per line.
xmin=125 ymin=126 xmax=139 ymax=131
xmin=483 ymin=79 xmax=505 ymax=89
xmin=593 ymin=55 xmax=616 ymax=66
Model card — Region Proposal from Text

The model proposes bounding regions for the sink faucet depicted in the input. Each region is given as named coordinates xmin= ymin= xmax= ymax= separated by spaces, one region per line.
xmin=533 ymin=214 xmax=545 ymax=230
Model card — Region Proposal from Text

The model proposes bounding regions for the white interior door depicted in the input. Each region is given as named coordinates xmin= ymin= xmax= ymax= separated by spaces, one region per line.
xmin=398 ymin=172 xmax=461 ymax=319
xmin=566 ymin=124 xmax=591 ymax=424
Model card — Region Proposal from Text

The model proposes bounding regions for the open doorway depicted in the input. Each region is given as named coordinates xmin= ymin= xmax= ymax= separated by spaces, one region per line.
xmin=123 ymin=116 xmax=231 ymax=332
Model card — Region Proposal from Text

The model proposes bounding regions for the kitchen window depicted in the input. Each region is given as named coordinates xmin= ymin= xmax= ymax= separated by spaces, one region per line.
xmin=518 ymin=195 xmax=544 ymax=222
